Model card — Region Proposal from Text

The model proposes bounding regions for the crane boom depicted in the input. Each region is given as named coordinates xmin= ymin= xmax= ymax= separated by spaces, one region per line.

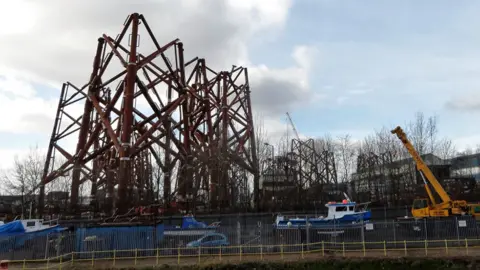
xmin=286 ymin=112 xmax=300 ymax=140
xmin=391 ymin=126 xmax=451 ymax=204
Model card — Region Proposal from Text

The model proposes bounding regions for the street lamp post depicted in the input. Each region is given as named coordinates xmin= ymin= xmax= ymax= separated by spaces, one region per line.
xmin=264 ymin=143 xmax=275 ymax=205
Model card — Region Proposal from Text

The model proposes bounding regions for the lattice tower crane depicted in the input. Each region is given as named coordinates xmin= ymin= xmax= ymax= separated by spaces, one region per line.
xmin=286 ymin=112 xmax=300 ymax=140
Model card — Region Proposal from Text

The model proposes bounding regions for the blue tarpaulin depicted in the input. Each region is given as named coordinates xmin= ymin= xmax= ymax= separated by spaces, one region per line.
xmin=182 ymin=217 xmax=207 ymax=228
xmin=164 ymin=216 xmax=209 ymax=229
xmin=0 ymin=221 xmax=25 ymax=237
xmin=0 ymin=222 xmax=65 ymax=252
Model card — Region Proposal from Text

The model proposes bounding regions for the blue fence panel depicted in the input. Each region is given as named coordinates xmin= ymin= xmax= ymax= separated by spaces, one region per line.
xmin=75 ymin=223 xmax=164 ymax=253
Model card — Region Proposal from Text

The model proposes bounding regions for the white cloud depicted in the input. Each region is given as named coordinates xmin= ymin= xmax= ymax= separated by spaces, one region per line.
xmin=249 ymin=45 xmax=318 ymax=116
xmin=453 ymin=135 xmax=480 ymax=153
xmin=0 ymin=0 xmax=293 ymax=85
xmin=0 ymin=0 xmax=317 ymax=169
xmin=0 ymin=75 xmax=36 ymax=98
xmin=0 ymin=149 xmax=33 ymax=170
xmin=0 ymin=76 xmax=58 ymax=134
xmin=292 ymin=45 xmax=318 ymax=72
xmin=445 ymin=93 xmax=480 ymax=111
xmin=0 ymin=1 xmax=40 ymax=36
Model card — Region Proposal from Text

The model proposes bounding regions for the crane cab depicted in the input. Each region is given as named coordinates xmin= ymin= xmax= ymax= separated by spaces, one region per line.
xmin=412 ymin=198 xmax=430 ymax=217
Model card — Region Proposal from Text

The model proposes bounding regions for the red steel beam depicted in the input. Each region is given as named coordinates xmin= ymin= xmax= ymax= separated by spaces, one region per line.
xmin=117 ymin=13 xmax=139 ymax=213
xmin=39 ymin=13 xmax=260 ymax=216
xmin=70 ymin=37 xmax=105 ymax=212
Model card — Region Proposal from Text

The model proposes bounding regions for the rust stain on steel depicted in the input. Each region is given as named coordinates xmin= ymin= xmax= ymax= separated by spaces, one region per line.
xmin=39 ymin=13 xmax=259 ymax=216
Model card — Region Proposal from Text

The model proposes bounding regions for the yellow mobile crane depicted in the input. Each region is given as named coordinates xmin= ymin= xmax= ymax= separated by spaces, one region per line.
xmin=391 ymin=126 xmax=480 ymax=218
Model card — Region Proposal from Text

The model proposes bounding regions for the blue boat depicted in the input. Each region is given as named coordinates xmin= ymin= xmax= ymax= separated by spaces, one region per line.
xmin=274 ymin=195 xmax=371 ymax=229
xmin=0 ymin=219 xmax=66 ymax=251
xmin=0 ymin=219 xmax=65 ymax=237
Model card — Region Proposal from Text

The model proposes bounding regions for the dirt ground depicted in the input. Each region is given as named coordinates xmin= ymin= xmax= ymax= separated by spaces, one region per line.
xmin=4 ymin=247 xmax=480 ymax=269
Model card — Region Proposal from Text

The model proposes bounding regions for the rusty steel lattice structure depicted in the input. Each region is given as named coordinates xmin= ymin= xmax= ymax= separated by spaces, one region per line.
xmin=260 ymin=138 xmax=339 ymax=210
xmin=290 ymin=139 xmax=337 ymax=188
xmin=290 ymin=138 xmax=338 ymax=203
xmin=39 ymin=13 xmax=259 ymax=215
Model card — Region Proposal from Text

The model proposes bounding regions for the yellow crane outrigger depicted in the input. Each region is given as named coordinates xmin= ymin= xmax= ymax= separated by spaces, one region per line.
xmin=391 ymin=126 xmax=478 ymax=218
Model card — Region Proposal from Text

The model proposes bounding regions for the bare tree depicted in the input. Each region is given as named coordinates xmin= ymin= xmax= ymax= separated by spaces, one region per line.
xmin=1 ymin=146 xmax=45 ymax=218
xmin=426 ymin=114 xmax=439 ymax=155
xmin=336 ymin=134 xmax=356 ymax=183
xmin=350 ymin=111 xmax=459 ymax=206
xmin=406 ymin=112 xmax=439 ymax=158
xmin=253 ymin=113 xmax=276 ymax=208
xmin=48 ymin=157 xmax=72 ymax=194
xmin=151 ymin=161 xmax=164 ymax=202
xmin=254 ymin=114 xmax=273 ymax=161
xmin=437 ymin=138 xmax=457 ymax=161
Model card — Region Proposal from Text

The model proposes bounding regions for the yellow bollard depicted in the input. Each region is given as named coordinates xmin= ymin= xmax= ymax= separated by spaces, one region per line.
xmin=46 ymin=257 xmax=50 ymax=270
xmin=383 ymin=241 xmax=387 ymax=256
xmin=71 ymin=252 xmax=74 ymax=267
xmin=322 ymin=241 xmax=325 ymax=257
xmin=445 ymin=239 xmax=448 ymax=255
xmin=240 ymin=246 xmax=242 ymax=261
xmin=135 ymin=248 xmax=138 ymax=265
xmin=465 ymin=238 xmax=469 ymax=255
xmin=424 ymin=239 xmax=428 ymax=256
xmin=91 ymin=251 xmax=95 ymax=267
xmin=362 ymin=240 xmax=366 ymax=257
xmin=281 ymin=244 xmax=284 ymax=260
xmin=404 ymin=240 xmax=407 ymax=256
xmin=177 ymin=247 xmax=180 ymax=265
xmin=22 ymin=259 xmax=26 ymax=270
xmin=59 ymin=255 xmax=63 ymax=270
xmin=342 ymin=242 xmax=345 ymax=257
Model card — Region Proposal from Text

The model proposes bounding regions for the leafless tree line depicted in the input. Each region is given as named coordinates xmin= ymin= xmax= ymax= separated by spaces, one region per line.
xmin=313 ymin=112 xmax=478 ymax=206
xmin=258 ymin=111 xmax=480 ymax=208
xmin=0 ymin=145 xmax=74 ymax=217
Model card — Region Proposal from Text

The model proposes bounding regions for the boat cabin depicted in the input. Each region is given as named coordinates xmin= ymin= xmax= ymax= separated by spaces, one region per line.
xmin=324 ymin=200 xmax=370 ymax=220
xmin=19 ymin=219 xmax=59 ymax=232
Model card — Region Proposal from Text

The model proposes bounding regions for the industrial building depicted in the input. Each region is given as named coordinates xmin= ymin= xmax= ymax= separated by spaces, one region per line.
xmin=350 ymin=152 xmax=480 ymax=206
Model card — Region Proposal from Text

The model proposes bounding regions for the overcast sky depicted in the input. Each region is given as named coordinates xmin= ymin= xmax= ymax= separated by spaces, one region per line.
xmin=1 ymin=0 xmax=480 ymax=168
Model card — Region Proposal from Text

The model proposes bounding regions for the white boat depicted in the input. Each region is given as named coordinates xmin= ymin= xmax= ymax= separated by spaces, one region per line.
xmin=274 ymin=194 xmax=371 ymax=229
xmin=0 ymin=219 xmax=65 ymax=237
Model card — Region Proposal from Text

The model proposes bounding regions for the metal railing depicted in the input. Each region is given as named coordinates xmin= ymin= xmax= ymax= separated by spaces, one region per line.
xmin=2 ymin=238 xmax=480 ymax=269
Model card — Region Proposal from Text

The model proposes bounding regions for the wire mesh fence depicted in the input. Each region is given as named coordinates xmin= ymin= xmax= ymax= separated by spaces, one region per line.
xmin=1 ymin=216 xmax=479 ymax=261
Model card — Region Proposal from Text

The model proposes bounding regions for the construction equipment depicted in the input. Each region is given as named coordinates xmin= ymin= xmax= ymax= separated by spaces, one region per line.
xmin=286 ymin=112 xmax=300 ymax=140
xmin=391 ymin=126 xmax=480 ymax=218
